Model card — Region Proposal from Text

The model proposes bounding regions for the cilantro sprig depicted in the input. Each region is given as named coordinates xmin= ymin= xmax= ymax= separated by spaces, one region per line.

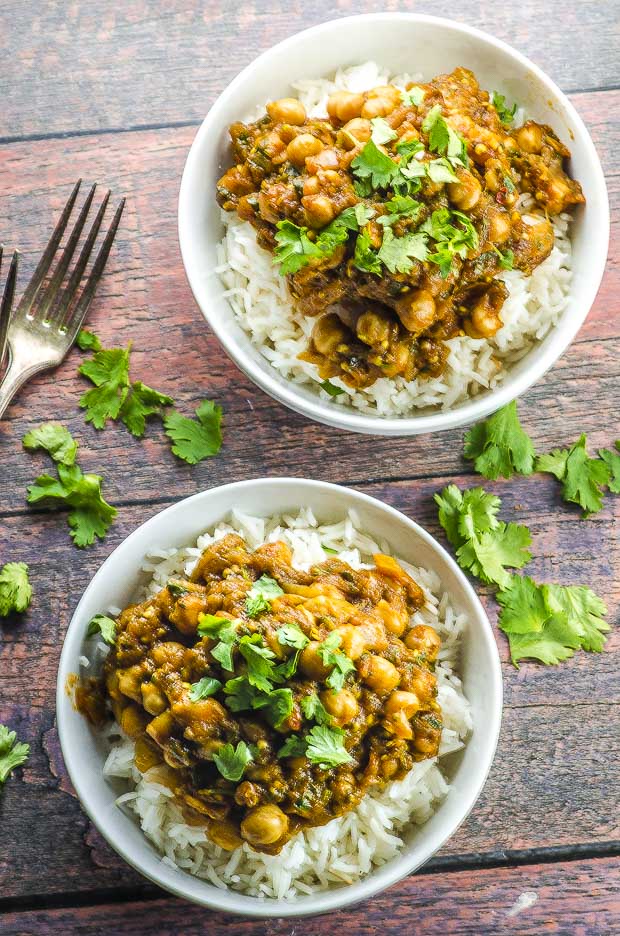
xmin=86 ymin=614 xmax=117 ymax=645
xmin=245 ymin=575 xmax=284 ymax=617
xmin=491 ymin=91 xmax=517 ymax=127
xmin=464 ymin=401 xmax=536 ymax=479
xmin=0 ymin=726 xmax=30 ymax=785
xmin=536 ymin=435 xmax=613 ymax=517
xmin=213 ymin=740 xmax=253 ymax=782
xmin=0 ymin=563 xmax=32 ymax=617
xmin=163 ymin=400 xmax=223 ymax=464
xmin=277 ymin=724 xmax=353 ymax=768
xmin=317 ymin=631 xmax=356 ymax=691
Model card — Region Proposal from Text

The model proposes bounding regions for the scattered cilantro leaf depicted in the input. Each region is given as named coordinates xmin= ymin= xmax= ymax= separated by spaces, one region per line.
xmin=599 ymin=442 xmax=620 ymax=494
xmin=464 ymin=401 xmax=536 ymax=479
xmin=427 ymin=158 xmax=460 ymax=184
xmin=245 ymin=574 xmax=284 ymax=617
xmin=197 ymin=614 xmax=236 ymax=637
xmin=273 ymin=219 xmax=323 ymax=274
xmin=351 ymin=139 xmax=400 ymax=190
xmin=491 ymin=91 xmax=517 ymax=127
xmin=189 ymin=677 xmax=222 ymax=701
xmin=305 ymin=724 xmax=353 ymax=768
xmin=536 ymin=435 xmax=611 ymax=516
xmin=378 ymin=226 xmax=428 ymax=273
xmin=0 ymin=726 xmax=30 ymax=785
xmin=27 ymin=462 xmax=117 ymax=548
xmin=352 ymin=229 xmax=382 ymax=274
xmin=422 ymin=106 xmax=468 ymax=166
xmin=167 ymin=579 xmax=190 ymax=597
xmin=238 ymin=634 xmax=280 ymax=692
xmin=492 ymin=245 xmax=514 ymax=270
xmin=300 ymin=692 xmax=332 ymax=726
xmin=223 ymin=675 xmax=257 ymax=712
xmin=0 ymin=563 xmax=32 ymax=617
xmin=23 ymin=422 xmax=78 ymax=466
xmin=421 ymin=207 xmax=478 ymax=278
xmin=317 ymin=632 xmax=356 ymax=691
xmin=119 ymin=382 xmax=174 ymax=438
xmin=79 ymin=346 xmax=131 ymax=429
xmin=163 ymin=399 xmax=223 ymax=464
xmin=198 ymin=614 xmax=239 ymax=671
xmin=543 ymin=584 xmax=610 ymax=653
xmin=252 ymin=686 xmax=294 ymax=729
xmin=86 ymin=614 xmax=116 ymax=645
xmin=377 ymin=195 xmax=422 ymax=227
xmin=401 ymin=86 xmax=425 ymax=107
xmin=276 ymin=624 xmax=309 ymax=650
xmin=370 ymin=117 xmax=397 ymax=145
xmin=277 ymin=735 xmax=308 ymax=759
xmin=319 ymin=380 xmax=345 ymax=398
xmin=213 ymin=740 xmax=253 ymax=782
xmin=76 ymin=329 xmax=102 ymax=352
xmin=495 ymin=575 xmax=549 ymax=635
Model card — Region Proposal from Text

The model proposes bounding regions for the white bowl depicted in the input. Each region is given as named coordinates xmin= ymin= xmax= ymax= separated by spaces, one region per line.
xmin=57 ymin=478 xmax=502 ymax=917
xmin=178 ymin=13 xmax=609 ymax=436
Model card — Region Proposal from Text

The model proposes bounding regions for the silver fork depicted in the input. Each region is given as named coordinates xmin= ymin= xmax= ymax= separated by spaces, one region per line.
xmin=0 ymin=181 xmax=125 ymax=419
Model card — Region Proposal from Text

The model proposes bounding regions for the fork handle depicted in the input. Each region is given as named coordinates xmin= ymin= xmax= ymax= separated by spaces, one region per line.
xmin=0 ymin=355 xmax=45 ymax=420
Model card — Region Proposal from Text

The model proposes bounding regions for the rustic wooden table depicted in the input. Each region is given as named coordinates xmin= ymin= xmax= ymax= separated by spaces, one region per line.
xmin=1 ymin=2 xmax=618 ymax=933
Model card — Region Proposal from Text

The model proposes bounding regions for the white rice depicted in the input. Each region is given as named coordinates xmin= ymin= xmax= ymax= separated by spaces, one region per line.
xmin=215 ymin=62 xmax=573 ymax=416
xmin=93 ymin=507 xmax=471 ymax=899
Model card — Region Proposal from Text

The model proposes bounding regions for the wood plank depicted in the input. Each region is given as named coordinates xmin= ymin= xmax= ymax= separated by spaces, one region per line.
xmin=2 ymin=856 xmax=618 ymax=934
xmin=1 ymin=1 xmax=618 ymax=140
xmin=0 ymin=476 xmax=618 ymax=900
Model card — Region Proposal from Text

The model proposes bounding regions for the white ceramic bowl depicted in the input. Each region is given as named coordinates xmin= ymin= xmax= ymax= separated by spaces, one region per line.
xmin=178 ymin=13 xmax=608 ymax=436
xmin=57 ymin=478 xmax=502 ymax=917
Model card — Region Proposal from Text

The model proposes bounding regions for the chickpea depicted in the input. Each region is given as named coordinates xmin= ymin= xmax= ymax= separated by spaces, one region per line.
xmin=395 ymin=289 xmax=436 ymax=334
xmin=466 ymin=291 xmax=504 ymax=339
xmin=208 ymin=819 xmax=243 ymax=851
xmin=356 ymin=310 xmax=391 ymax=348
xmin=257 ymin=130 xmax=285 ymax=159
xmin=342 ymin=117 xmax=372 ymax=143
xmin=151 ymin=641 xmax=187 ymax=668
xmin=134 ymin=736 xmax=162 ymax=773
xmin=376 ymin=598 xmax=408 ymax=637
xmin=240 ymin=804 xmax=289 ymax=846
xmin=117 ymin=665 xmax=145 ymax=702
xmin=333 ymin=624 xmax=367 ymax=660
xmin=119 ymin=704 xmax=149 ymax=739
xmin=311 ymin=313 xmax=349 ymax=357
xmin=320 ymin=688 xmax=359 ymax=726
xmin=169 ymin=592 xmax=207 ymax=635
xmin=141 ymin=681 xmax=167 ymax=716
xmin=402 ymin=665 xmax=436 ymax=703
xmin=524 ymin=216 xmax=554 ymax=256
xmin=361 ymin=97 xmax=395 ymax=119
xmin=447 ymin=171 xmax=482 ymax=210
xmin=302 ymin=174 xmax=321 ymax=197
xmin=360 ymin=655 xmax=400 ymax=696
xmin=299 ymin=640 xmax=331 ymax=680
xmin=515 ymin=121 xmax=544 ymax=154
xmin=305 ymin=148 xmax=340 ymax=173
xmin=368 ymin=85 xmax=402 ymax=106
xmin=235 ymin=780 xmax=262 ymax=809
xmin=384 ymin=709 xmax=414 ymax=740
xmin=384 ymin=690 xmax=421 ymax=718
xmin=484 ymin=158 xmax=503 ymax=194
xmin=286 ymin=133 xmax=323 ymax=167
xmin=303 ymin=194 xmax=336 ymax=228
xmin=488 ymin=209 xmax=512 ymax=244
xmin=266 ymin=97 xmax=307 ymax=125
xmin=327 ymin=90 xmax=364 ymax=123
xmin=405 ymin=624 xmax=441 ymax=661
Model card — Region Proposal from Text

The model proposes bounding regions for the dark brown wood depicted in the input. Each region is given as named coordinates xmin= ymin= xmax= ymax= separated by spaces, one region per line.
xmin=0 ymin=4 xmax=618 ymax=930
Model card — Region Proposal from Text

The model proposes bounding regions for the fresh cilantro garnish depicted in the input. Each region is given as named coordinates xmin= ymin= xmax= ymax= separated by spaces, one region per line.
xmin=426 ymin=158 xmax=460 ymax=184
xmin=189 ymin=676 xmax=222 ymax=701
xmin=86 ymin=614 xmax=116 ymax=645
xmin=213 ymin=740 xmax=253 ymax=782
xmin=305 ymin=724 xmax=353 ymax=768
xmin=210 ymin=637 xmax=236 ymax=670
xmin=300 ymin=692 xmax=332 ymax=726
xmin=277 ymin=735 xmax=308 ymax=759
xmin=491 ymin=244 xmax=515 ymax=270
xmin=421 ymin=208 xmax=478 ymax=278
xmin=223 ymin=675 xmax=257 ymax=712
xmin=224 ymin=676 xmax=293 ymax=729
xmin=401 ymin=86 xmax=425 ymax=107
xmin=536 ymin=435 xmax=611 ymax=517
xmin=79 ymin=346 xmax=131 ymax=428
xmin=497 ymin=575 xmax=609 ymax=666
xmin=245 ymin=574 xmax=284 ymax=617
xmin=163 ymin=399 xmax=223 ymax=464
xmin=377 ymin=195 xmax=422 ymax=227
xmin=320 ymin=380 xmax=345 ymax=397
xmin=317 ymin=632 xmax=356 ymax=691
xmin=491 ymin=91 xmax=517 ymax=127
xmin=421 ymin=106 xmax=468 ymax=166
xmin=27 ymin=459 xmax=117 ymax=549
xmin=352 ymin=229 xmax=382 ymax=274
xmin=167 ymin=579 xmax=189 ymax=597
xmin=377 ymin=227 xmax=428 ymax=273
xmin=274 ymin=650 xmax=302 ymax=680
xmin=119 ymin=382 xmax=174 ymax=438
xmin=197 ymin=614 xmax=239 ymax=671
xmin=464 ymin=401 xmax=536 ymax=479
xmin=599 ymin=441 xmax=620 ymax=493
xmin=238 ymin=634 xmax=280 ymax=692
xmin=351 ymin=139 xmax=400 ymax=190
xmin=0 ymin=563 xmax=32 ymax=617
xmin=370 ymin=117 xmax=397 ymax=145
xmin=0 ymin=726 xmax=30 ymax=784
xmin=76 ymin=329 xmax=102 ymax=352
xmin=435 ymin=484 xmax=532 ymax=588
xmin=276 ymin=624 xmax=309 ymax=650
xmin=273 ymin=219 xmax=323 ymax=274
xmin=23 ymin=422 xmax=78 ymax=466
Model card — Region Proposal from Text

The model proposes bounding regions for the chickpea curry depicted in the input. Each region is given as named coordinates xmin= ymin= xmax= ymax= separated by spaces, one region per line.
xmin=217 ymin=68 xmax=584 ymax=390
xmin=79 ymin=534 xmax=444 ymax=855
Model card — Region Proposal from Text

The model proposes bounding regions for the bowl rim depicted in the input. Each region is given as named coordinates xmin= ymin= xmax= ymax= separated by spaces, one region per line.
xmin=56 ymin=477 xmax=503 ymax=917
xmin=178 ymin=11 xmax=609 ymax=437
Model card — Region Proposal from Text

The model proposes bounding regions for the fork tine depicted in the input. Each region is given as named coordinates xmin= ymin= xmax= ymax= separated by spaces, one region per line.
xmin=0 ymin=250 xmax=20 ymax=367
xmin=60 ymin=197 xmax=125 ymax=336
xmin=15 ymin=179 xmax=81 ymax=316
xmin=52 ymin=189 xmax=111 ymax=328
xmin=37 ymin=183 xmax=97 ymax=323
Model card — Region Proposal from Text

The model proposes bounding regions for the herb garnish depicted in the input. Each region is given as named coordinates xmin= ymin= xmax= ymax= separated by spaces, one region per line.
xmin=536 ymin=435 xmax=613 ymax=517
xmin=197 ymin=614 xmax=239 ymax=671
xmin=370 ymin=117 xmax=397 ymax=145
xmin=491 ymin=91 xmax=517 ymax=127
xmin=189 ymin=677 xmax=222 ymax=701
xmin=213 ymin=740 xmax=253 ymax=782
xmin=0 ymin=726 xmax=30 ymax=785
xmin=401 ymin=86 xmax=425 ymax=107
xmin=276 ymin=623 xmax=309 ymax=650
xmin=245 ymin=574 xmax=284 ymax=617
xmin=421 ymin=106 xmax=469 ymax=167
xmin=464 ymin=400 xmax=536 ymax=479
xmin=317 ymin=632 xmax=356 ymax=691
xmin=300 ymin=692 xmax=333 ymax=726
xmin=23 ymin=422 xmax=78 ymax=466
xmin=377 ymin=227 xmax=428 ymax=274
xmin=163 ymin=399 xmax=223 ymax=464
xmin=305 ymin=724 xmax=354 ymax=768
xmin=319 ymin=380 xmax=346 ymax=397
xmin=86 ymin=614 xmax=116 ymax=645
xmin=351 ymin=139 xmax=400 ymax=190
xmin=0 ymin=563 xmax=32 ymax=617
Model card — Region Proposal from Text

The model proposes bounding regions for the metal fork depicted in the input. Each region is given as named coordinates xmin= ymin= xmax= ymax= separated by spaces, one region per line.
xmin=0 ymin=181 xmax=125 ymax=419
xmin=0 ymin=246 xmax=20 ymax=370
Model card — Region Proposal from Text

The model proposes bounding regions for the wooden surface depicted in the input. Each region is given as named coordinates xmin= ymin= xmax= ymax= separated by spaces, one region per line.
xmin=0 ymin=2 xmax=618 ymax=933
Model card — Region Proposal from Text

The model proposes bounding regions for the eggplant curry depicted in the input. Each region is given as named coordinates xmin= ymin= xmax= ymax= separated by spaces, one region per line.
xmin=216 ymin=67 xmax=584 ymax=389
xmin=78 ymin=534 xmax=444 ymax=855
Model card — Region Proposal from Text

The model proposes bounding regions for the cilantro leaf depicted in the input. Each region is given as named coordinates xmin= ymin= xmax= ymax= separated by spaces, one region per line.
xmin=401 ymin=86 xmax=425 ymax=107
xmin=238 ymin=634 xmax=280 ymax=692
xmin=421 ymin=208 xmax=478 ymax=278
xmin=422 ymin=107 xmax=468 ymax=166
xmin=27 ymin=463 xmax=117 ymax=548
xmin=427 ymin=158 xmax=460 ymax=184
xmin=599 ymin=441 xmax=620 ymax=494
xmin=370 ymin=117 xmax=397 ymax=145
xmin=317 ymin=632 xmax=356 ymax=691
xmin=352 ymin=229 xmax=382 ymax=274
xmin=198 ymin=614 xmax=239 ymax=671
xmin=435 ymin=484 xmax=500 ymax=548
xmin=277 ymin=735 xmax=308 ymax=759
xmin=76 ymin=329 xmax=102 ymax=352
xmin=274 ymin=649 xmax=303 ymax=680
xmin=492 ymin=245 xmax=514 ymax=270
xmin=23 ymin=422 xmax=78 ymax=466
xmin=213 ymin=740 xmax=253 ymax=782
xmin=252 ymin=687 xmax=294 ymax=729
xmin=351 ymin=140 xmax=400 ymax=190
xmin=300 ymin=692 xmax=332 ymax=726
xmin=86 ymin=614 xmax=117 ymax=645
xmin=245 ymin=574 xmax=284 ymax=617
xmin=320 ymin=380 xmax=345 ymax=397
xmin=543 ymin=583 xmax=610 ymax=653
xmin=119 ymin=382 xmax=174 ymax=438
xmin=491 ymin=91 xmax=517 ymax=127
xmin=163 ymin=399 xmax=223 ymax=464
xmin=0 ymin=563 xmax=32 ymax=617
xmin=503 ymin=612 xmax=582 ymax=666
xmin=79 ymin=346 xmax=131 ymax=428
xmin=276 ymin=623 xmax=309 ymax=650
xmin=274 ymin=220 xmax=323 ymax=275
xmin=189 ymin=677 xmax=222 ymax=701
xmin=536 ymin=435 xmax=610 ymax=516
xmin=378 ymin=227 xmax=428 ymax=273
xmin=377 ymin=195 xmax=422 ymax=227
xmin=223 ymin=675 xmax=257 ymax=712
xmin=0 ymin=725 xmax=30 ymax=784
xmin=305 ymin=724 xmax=353 ymax=768
xmin=464 ymin=402 xmax=536 ymax=479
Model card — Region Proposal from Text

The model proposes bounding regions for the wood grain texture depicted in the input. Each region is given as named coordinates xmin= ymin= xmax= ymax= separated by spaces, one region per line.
xmin=0 ymin=0 xmax=618 ymax=141
xmin=2 ymin=857 xmax=618 ymax=935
